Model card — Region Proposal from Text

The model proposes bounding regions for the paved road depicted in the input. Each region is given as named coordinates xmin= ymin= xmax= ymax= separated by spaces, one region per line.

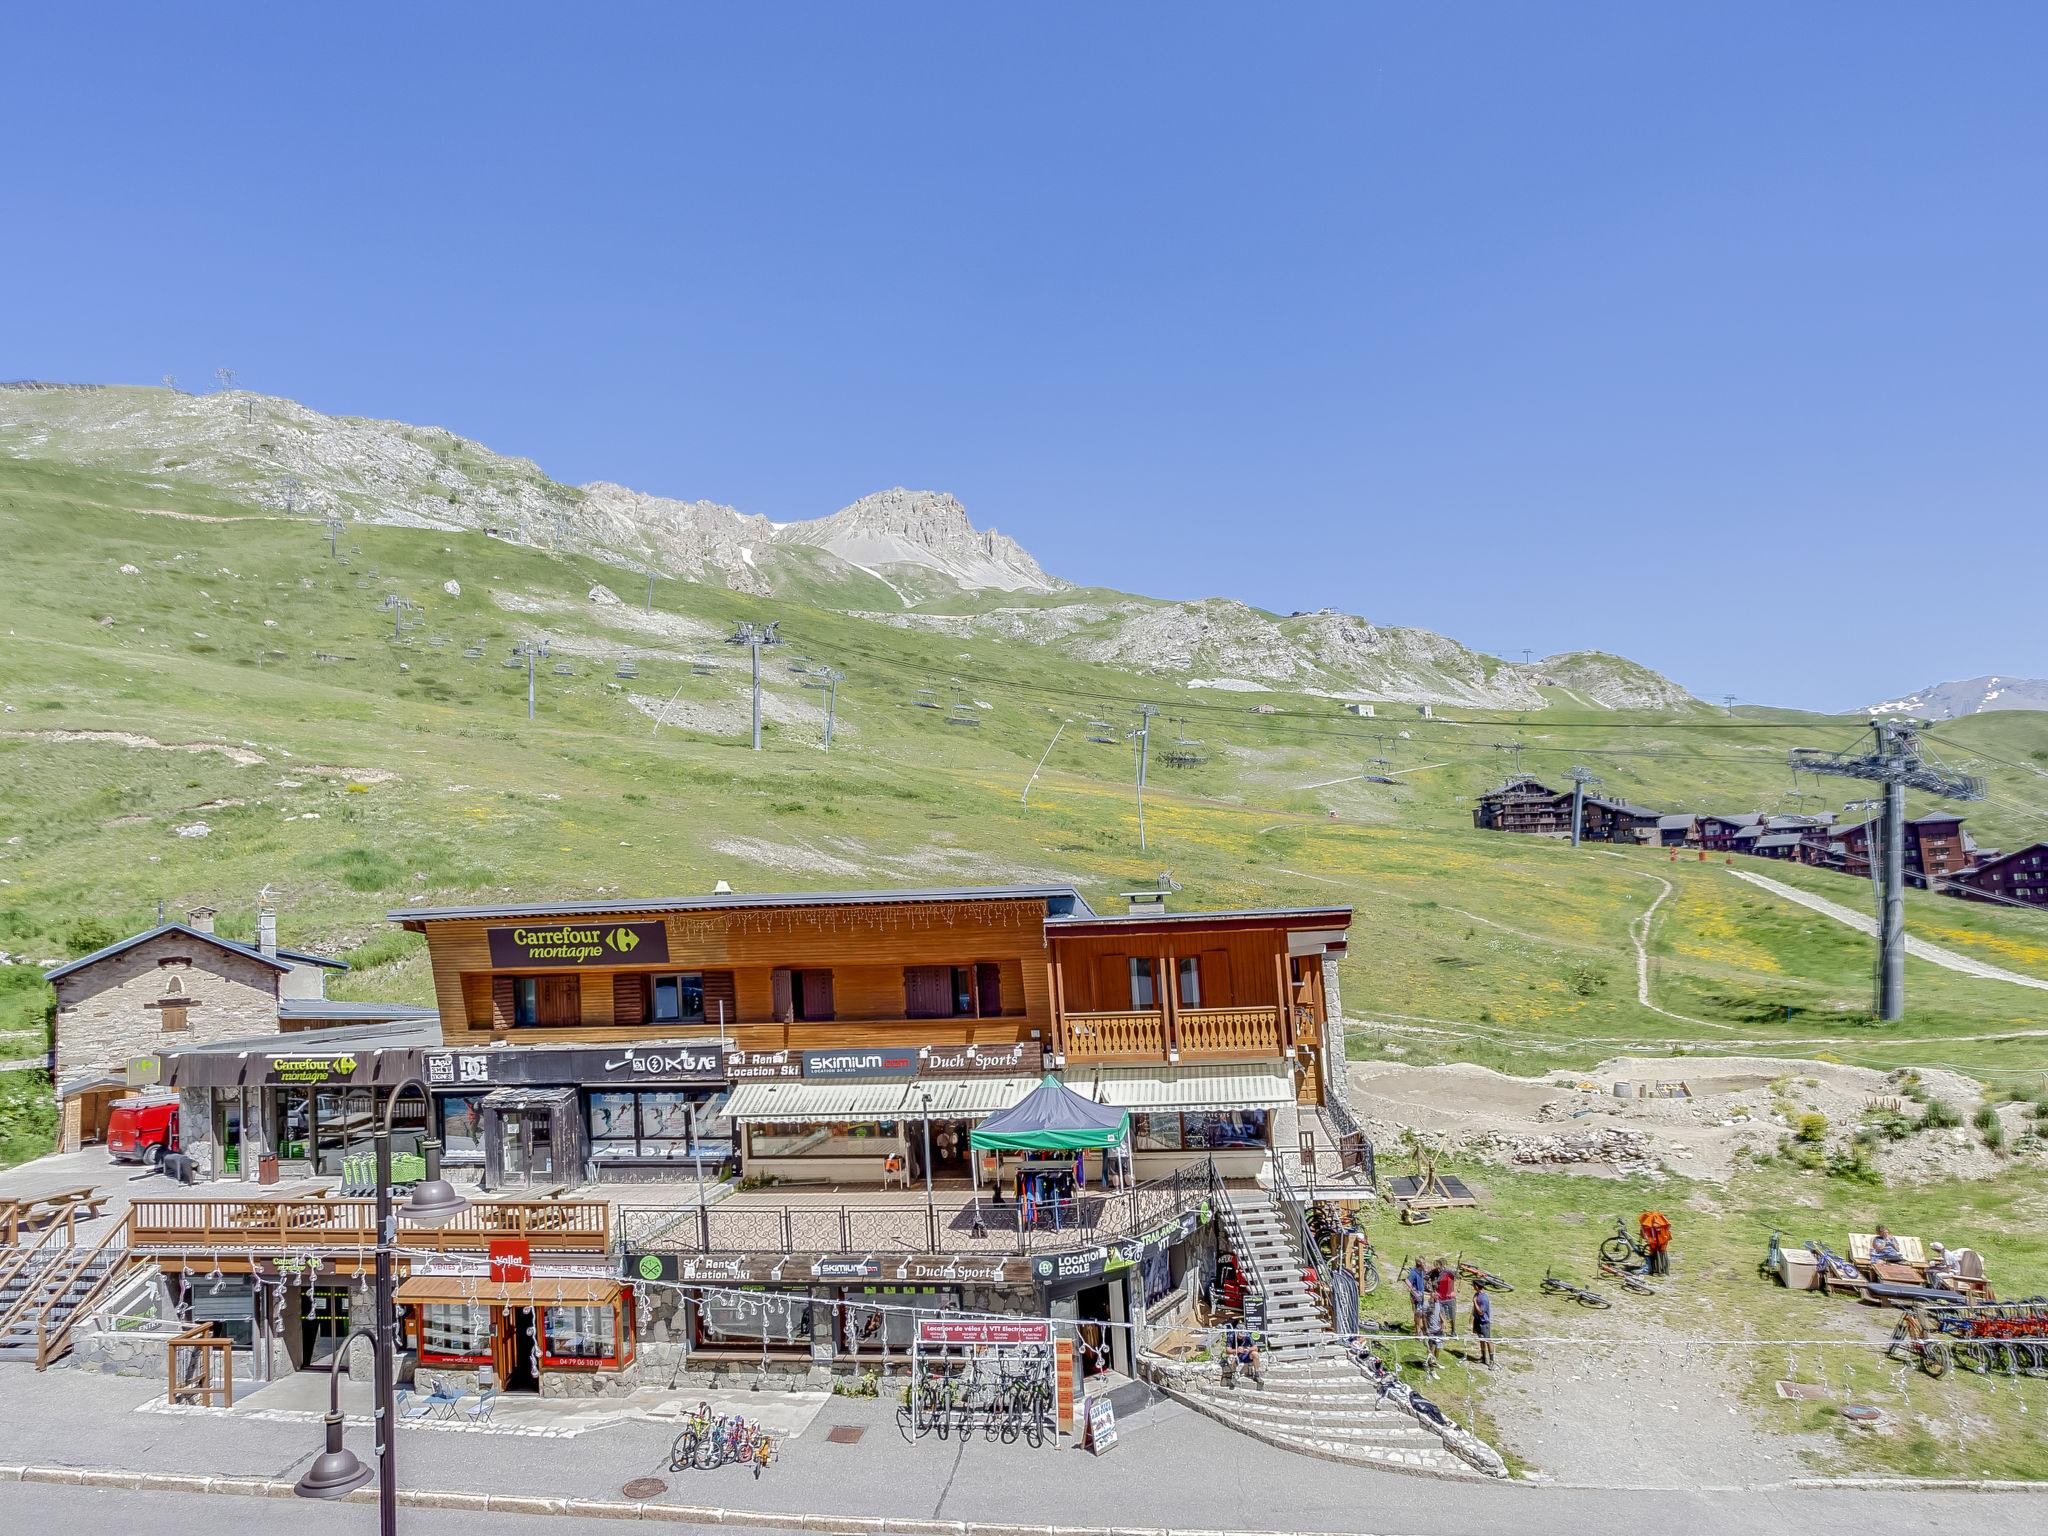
xmin=1728 ymin=869 xmax=2048 ymax=992
xmin=5 ymin=1370 xmax=2044 ymax=1536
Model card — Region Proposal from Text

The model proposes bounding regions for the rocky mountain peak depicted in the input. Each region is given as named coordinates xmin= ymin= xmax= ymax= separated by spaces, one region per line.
xmin=776 ymin=487 xmax=1061 ymax=593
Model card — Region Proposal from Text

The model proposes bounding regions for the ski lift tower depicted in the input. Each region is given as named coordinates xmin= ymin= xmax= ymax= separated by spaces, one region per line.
xmin=725 ymin=620 xmax=783 ymax=750
xmin=1791 ymin=719 xmax=1984 ymax=1020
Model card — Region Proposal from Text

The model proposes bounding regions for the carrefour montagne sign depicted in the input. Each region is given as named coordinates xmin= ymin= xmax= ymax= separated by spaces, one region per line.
xmin=487 ymin=921 xmax=670 ymax=967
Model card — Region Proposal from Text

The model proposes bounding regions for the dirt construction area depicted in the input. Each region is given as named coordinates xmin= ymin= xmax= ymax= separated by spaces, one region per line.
xmin=1346 ymin=1054 xmax=2026 ymax=1181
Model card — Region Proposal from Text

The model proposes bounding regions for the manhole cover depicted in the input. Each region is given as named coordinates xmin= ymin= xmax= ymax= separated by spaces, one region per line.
xmin=826 ymin=1424 xmax=866 ymax=1444
xmin=621 ymin=1477 xmax=668 ymax=1500
xmin=1840 ymin=1405 xmax=1886 ymax=1427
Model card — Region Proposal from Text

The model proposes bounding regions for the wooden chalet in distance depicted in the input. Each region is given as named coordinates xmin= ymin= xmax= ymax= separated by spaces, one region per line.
xmin=1947 ymin=842 xmax=2048 ymax=907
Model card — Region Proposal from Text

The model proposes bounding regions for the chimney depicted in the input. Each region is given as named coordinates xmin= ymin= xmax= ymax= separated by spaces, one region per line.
xmin=712 ymin=879 xmax=733 ymax=896
xmin=257 ymin=905 xmax=278 ymax=958
xmin=188 ymin=905 xmax=217 ymax=934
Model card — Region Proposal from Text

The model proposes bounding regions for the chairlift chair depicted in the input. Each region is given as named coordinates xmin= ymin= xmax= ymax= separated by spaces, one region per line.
xmin=552 ymin=662 xmax=573 ymax=676
xmin=463 ymin=646 xmax=484 ymax=659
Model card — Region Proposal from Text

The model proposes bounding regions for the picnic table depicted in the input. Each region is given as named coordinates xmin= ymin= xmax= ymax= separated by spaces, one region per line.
xmin=2 ymin=1187 xmax=109 ymax=1242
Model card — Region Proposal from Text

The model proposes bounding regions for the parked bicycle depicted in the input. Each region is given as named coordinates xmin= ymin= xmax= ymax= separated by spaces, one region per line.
xmin=1598 ymin=1259 xmax=1657 ymax=1296
xmin=671 ymin=1405 xmax=777 ymax=1473
xmin=1541 ymin=1269 xmax=1612 ymax=1309
xmin=1887 ymin=1310 xmax=1952 ymax=1379
xmin=1456 ymin=1258 xmax=1513 ymax=1292
xmin=1598 ymin=1218 xmax=1650 ymax=1274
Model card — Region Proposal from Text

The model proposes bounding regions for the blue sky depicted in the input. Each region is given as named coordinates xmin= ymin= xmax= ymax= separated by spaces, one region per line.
xmin=6 ymin=4 xmax=2045 ymax=710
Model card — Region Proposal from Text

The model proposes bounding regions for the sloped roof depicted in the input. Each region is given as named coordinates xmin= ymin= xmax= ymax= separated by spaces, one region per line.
xmin=1753 ymin=832 xmax=1809 ymax=849
xmin=1656 ymin=814 xmax=1696 ymax=829
xmin=47 ymin=923 xmax=306 ymax=983
xmin=390 ymin=884 xmax=1094 ymax=924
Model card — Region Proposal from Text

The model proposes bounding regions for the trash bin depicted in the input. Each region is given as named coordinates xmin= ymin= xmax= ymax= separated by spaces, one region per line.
xmin=258 ymin=1154 xmax=280 ymax=1186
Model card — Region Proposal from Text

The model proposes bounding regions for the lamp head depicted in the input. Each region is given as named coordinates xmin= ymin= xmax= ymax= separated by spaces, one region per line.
xmin=294 ymin=1412 xmax=373 ymax=1500
xmin=402 ymin=1176 xmax=469 ymax=1226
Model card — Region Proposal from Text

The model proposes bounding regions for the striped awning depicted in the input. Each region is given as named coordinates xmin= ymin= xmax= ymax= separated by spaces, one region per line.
xmin=723 ymin=1075 xmax=1039 ymax=1123
xmin=1064 ymin=1064 xmax=1294 ymax=1111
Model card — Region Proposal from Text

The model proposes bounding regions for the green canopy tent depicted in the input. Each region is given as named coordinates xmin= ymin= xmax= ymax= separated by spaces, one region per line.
xmin=969 ymin=1074 xmax=1130 ymax=1152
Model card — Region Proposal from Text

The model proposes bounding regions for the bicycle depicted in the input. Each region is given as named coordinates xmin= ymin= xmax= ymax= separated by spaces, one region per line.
xmin=1598 ymin=1259 xmax=1657 ymax=1296
xmin=1456 ymin=1258 xmax=1514 ymax=1293
xmin=1888 ymin=1310 xmax=1951 ymax=1379
xmin=1598 ymin=1218 xmax=1650 ymax=1273
xmin=1541 ymin=1269 xmax=1612 ymax=1309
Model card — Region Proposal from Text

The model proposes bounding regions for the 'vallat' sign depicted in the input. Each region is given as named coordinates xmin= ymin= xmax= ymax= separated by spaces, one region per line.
xmin=487 ymin=921 xmax=670 ymax=967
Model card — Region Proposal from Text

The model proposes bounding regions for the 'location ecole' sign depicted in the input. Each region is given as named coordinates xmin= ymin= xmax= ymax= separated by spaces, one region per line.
xmin=487 ymin=921 xmax=670 ymax=968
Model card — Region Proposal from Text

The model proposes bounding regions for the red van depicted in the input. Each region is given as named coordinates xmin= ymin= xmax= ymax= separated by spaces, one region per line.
xmin=106 ymin=1095 xmax=180 ymax=1165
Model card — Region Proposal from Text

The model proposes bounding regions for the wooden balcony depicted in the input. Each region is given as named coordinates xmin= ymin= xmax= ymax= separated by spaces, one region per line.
xmin=1062 ymin=1010 xmax=1167 ymax=1062
xmin=1178 ymin=1005 xmax=1283 ymax=1059
xmin=128 ymin=1198 xmax=611 ymax=1254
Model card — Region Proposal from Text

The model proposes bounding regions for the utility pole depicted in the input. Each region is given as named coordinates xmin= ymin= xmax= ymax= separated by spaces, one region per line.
xmin=1723 ymin=694 xmax=1737 ymax=716
xmin=324 ymin=519 xmax=341 ymax=558
xmin=818 ymin=667 xmax=844 ymax=749
xmin=1566 ymin=764 xmax=1602 ymax=847
xmin=1493 ymin=741 xmax=1526 ymax=779
xmin=726 ymin=620 xmax=782 ymax=750
xmin=1130 ymin=704 xmax=1160 ymax=850
xmin=1792 ymin=719 xmax=1983 ymax=1020
xmin=1022 ymin=719 xmax=1069 ymax=804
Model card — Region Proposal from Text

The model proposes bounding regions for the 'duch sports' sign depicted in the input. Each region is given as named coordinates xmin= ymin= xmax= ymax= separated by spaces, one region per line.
xmin=487 ymin=921 xmax=670 ymax=967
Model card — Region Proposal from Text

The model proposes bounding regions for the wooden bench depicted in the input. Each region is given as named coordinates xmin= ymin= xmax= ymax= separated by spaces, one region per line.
xmin=1850 ymin=1232 xmax=1928 ymax=1285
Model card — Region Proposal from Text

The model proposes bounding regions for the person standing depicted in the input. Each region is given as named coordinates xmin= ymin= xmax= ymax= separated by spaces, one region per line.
xmin=1434 ymin=1259 xmax=1457 ymax=1336
xmin=1405 ymin=1257 xmax=1428 ymax=1336
xmin=1422 ymin=1295 xmax=1445 ymax=1379
xmin=1471 ymin=1284 xmax=1495 ymax=1367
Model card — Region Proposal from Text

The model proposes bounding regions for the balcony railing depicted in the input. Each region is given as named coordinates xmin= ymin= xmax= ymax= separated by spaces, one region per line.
xmin=1064 ymin=1005 xmax=1285 ymax=1062
xmin=1178 ymin=1005 xmax=1282 ymax=1058
xmin=128 ymin=1198 xmax=611 ymax=1254
xmin=1062 ymin=1010 xmax=1167 ymax=1061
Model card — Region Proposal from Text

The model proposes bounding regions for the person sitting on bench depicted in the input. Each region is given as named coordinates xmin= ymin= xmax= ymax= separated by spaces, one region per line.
xmin=1870 ymin=1225 xmax=1904 ymax=1264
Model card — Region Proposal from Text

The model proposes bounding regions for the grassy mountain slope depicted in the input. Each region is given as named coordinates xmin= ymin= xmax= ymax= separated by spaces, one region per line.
xmin=3 ymin=451 xmax=2047 ymax=1100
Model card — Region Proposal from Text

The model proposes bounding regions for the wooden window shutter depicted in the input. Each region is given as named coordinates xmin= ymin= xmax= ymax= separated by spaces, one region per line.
xmin=904 ymin=965 xmax=948 ymax=1019
xmin=1098 ymin=955 xmax=1128 ymax=1012
xmin=701 ymin=971 xmax=737 ymax=1029
xmin=613 ymin=973 xmax=647 ymax=1028
xmin=463 ymin=974 xmax=493 ymax=1029
xmin=771 ymin=968 xmax=794 ymax=1025
xmin=803 ymin=969 xmax=834 ymax=1022
xmin=1200 ymin=948 xmax=1231 ymax=1007
xmin=539 ymin=974 xmax=580 ymax=1027
xmin=975 ymin=962 xmax=1002 ymax=1017
xmin=491 ymin=977 xmax=517 ymax=1031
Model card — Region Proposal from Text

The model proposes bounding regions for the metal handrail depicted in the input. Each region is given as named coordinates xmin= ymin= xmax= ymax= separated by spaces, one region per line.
xmin=0 ymin=1215 xmax=72 ymax=1310
xmin=1268 ymin=1151 xmax=1332 ymax=1331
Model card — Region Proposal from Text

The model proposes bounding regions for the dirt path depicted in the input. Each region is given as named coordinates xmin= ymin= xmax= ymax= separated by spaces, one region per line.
xmin=1729 ymin=869 xmax=2048 ymax=992
xmin=1609 ymin=863 xmax=1734 ymax=1031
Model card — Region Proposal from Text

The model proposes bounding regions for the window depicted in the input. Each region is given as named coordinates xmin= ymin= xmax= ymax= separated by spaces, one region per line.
xmin=1134 ymin=1110 xmax=1268 ymax=1152
xmin=1176 ymin=957 xmax=1201 ymax=1009
xmin=1135 ymin=1113 xmax=1183 ymax=1151
xmin=1128 ymin=958 xmax=1157 ymax=1010
xmin=542 ymin=1303 xmax=619 ymax=1363
xmin=439 ymin=1095 xmax=485 ymax=1160
xmin=417 ymin=1302 xmax=491 ymax=1363
xmin=840 ymin=1287 xmax=959 ymax=1351
xmin=698 ymin=1288 xmax=808 ymax=1347
xmin=773 ymin=968 xmax=835 ymax=1022
xmin=748 ymin=1120 xmax=900 ymax=1158
xmin=588 ymin=1089 xmax=709 ymax=1162
xmin=651 ymin=973 xmax=705 ymax=1025
xmin=513 ymin=976 xmax=538 ymax=1027
xmin=952 ymin=967 xmax=974 ymax=1016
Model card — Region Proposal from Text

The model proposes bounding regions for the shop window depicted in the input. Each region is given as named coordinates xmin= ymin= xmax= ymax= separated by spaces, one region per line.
xmin=541 ymin=1303 xmax=622 ymax=1365
xmin=698 ymin=1288 xmax=808 ymax=1348
xmin=651 ymin=973 xmax=705 ymax=1025
xmin=840 ymin=1287 xmax=959 ymax=1352
xmin=439 ymin=1095 xmax=486 ymax=1161
xmin=589 ymin=1089 xmax=708 ymax=1162
xmin=748 ymin=1120 xmax=900 ymax=1158
xmin=416 ymin=1302 xmax=492 ymax=1364
xmin=185 ymin=1274 xmax=255 ymax=1349
xmin=1134 ymin=1112 xmax=1182 ymax=1151
xmin=1133 ymin=1110 xmax=1268 ymax=1152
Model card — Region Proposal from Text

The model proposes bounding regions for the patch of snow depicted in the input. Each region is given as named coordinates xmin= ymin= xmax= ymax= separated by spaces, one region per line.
xmin=443 ymin=579 xmax=461 ymax=597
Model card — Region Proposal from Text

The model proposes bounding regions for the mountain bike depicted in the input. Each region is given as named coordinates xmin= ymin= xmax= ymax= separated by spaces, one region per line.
xmin=1456 ymin=1258 xmax=1513 ymax=1292
xmin=1598 ymin=1259 xmax=1657 ymax=1296
xmin=1598 ymin=1219 xmax=1650 ymax=1273
xmin=1888 ymin=1311 xmax=1951 ymax=1379
xmin=1541 ymin=1269 xmax=1612 ymax=1309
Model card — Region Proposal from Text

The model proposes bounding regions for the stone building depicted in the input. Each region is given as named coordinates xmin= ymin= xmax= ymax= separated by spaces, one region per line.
xmin=42 ymin=905 xmax=428 ymax=1152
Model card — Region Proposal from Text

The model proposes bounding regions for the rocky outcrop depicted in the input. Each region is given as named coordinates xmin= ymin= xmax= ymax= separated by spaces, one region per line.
xmin=775 ymin=488 xmax=1060 ymax=594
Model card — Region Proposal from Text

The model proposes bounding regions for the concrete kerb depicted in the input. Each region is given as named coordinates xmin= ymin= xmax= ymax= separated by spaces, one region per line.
xmin=1787 ymin=1478 xmax=2048 ymax=1494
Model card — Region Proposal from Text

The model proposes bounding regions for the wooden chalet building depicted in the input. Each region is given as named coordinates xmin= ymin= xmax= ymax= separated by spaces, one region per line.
xmin=1695 ymin=813 xmax=1765 ymax=852
xmin=1826 ymin=812 xmax=1972 ymax=889
xmin=1946 ymin=842 xmax=2048 ymax=907
xmin=1471 ymin=778 xmax=1571 ymax=835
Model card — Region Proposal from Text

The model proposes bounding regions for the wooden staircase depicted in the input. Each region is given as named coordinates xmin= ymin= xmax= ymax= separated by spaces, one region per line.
xmin=0 ymin=1213 xmax=136 ymax=1368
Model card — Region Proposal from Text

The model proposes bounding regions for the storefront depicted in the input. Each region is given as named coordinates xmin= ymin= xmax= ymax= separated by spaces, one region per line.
xmin=158 ymin=1023 xmax=439 ymax=1181
xmin=422 ymin=1041 xmax=730 ymax=1189
xmin=397 ymin=1271 xmax=635 ymax=1397
xmin=1063 ymin=1063 xmax=1291 ymax=1179
xmin=724 ymin=1043 xmax=1044 ymax=1185
xmin=1031 ymin=1206 xmax=1209 ymax=1380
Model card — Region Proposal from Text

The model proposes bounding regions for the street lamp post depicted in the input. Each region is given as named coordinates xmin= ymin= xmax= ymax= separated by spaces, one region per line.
xmin=919 ymin=1090 xmax=935 ymax=1230
xmin=295 ymin=1074 xmax=469 ymax=1534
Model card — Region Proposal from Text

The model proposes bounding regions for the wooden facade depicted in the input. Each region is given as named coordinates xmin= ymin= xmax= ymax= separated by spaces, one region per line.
xmin=398 ymin=889 xmax=1350 ymax=1074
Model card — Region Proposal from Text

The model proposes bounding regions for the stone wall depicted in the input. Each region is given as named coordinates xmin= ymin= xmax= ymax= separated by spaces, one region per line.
xmin=1320 ymin=952 xmax=1352 ymax=1115
xmin=54 ymin=932 xmax=281 ymax=1081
